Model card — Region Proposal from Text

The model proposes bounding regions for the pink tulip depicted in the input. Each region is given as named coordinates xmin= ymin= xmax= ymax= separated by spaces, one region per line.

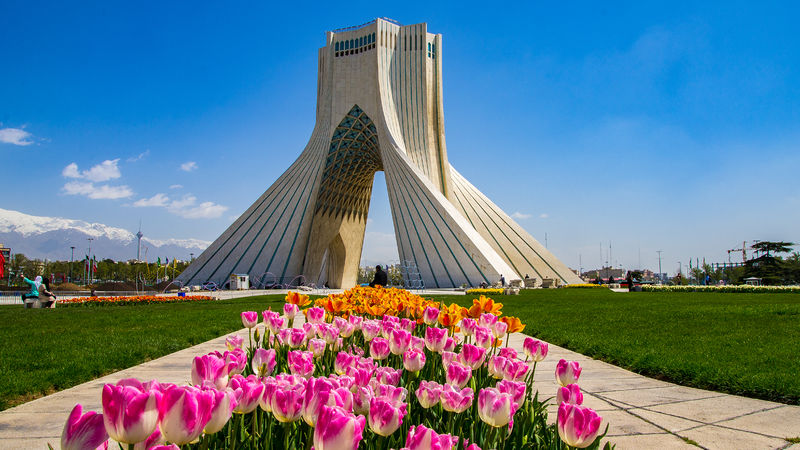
xmin=496 ymin=380 xmax=526 ymax=404
xmin=368 ymin=396 xmax=407 ymax=436
xmin=555 ymin=359 xmax=582 ymax=386
xmin=459 ymin=344 xmax=487 ymax=370
xmin=459 ymin=318 xmax=477 ymax=336
xmin=479 ymin=313 xmax=498 ymax=328
xmin=346 ymin=366 xmax=374 ymax=388
xmin=101 ymin=384 xmax=159 ymax=444
xmin=313 ymin=405 xmax=366 ymax=450
xmin=307 ymin=306 xmax=326 ymax=324
xmin=271 ymin=383 xmax=306 ymax=422
xmin=523 ymin=337 xmax=549 ymax=362
xmin=303 ymin=378 xmax=353 ymax=426
xmin=557 ymin=403 xmax=603 ymax=448
xmin=477 ymin=388 xmax=519 ymax=428
xmin=410 ymin=335 xmax=425 ymax=351
xmin=308 ymin=338 xmax=327 ymax=358
xmin=251 ymin=348 xmax=277 ymax=376
xmin=444 ymin=337 xmax=456 ymax=352
xmin=389 ymin=328 xmax=412 ymax=355
xmin=284 ymin=303 xmax=299 ymax=320
xmin=191 ymin=354 xmax=229 ymax=389
xmin=335 ymin=352 xmax=355 ymax=375
xmin=202 ymin=386 xmax=237 ymax=434
xmin=132 ymin=428 xmax=164 ymax=450
xmin=440 ymin=384 xmax=473 ymax=413
xmin=158 ymin=385 xmax=214 ymax=445
xmin=400 ymin=318 xmax=416 ymax=333
xmin=416 ymin=380 xmax=443 ymax=409
xmin=349 ymin=314 xmax=364 ymax=330
xmin=223 ymin=348 xmax=247 ymax=375
xmin=375 ymin=366 xmax=402 ymax=386
xmin=441 ymin=351 xmax=458 ymax=370
xmin=353 ymin=386 xmax=373 ymax=415
xmin=423 ymin=306 xmax=440 ymax=325
xmin=115 ymin=378 xmax=162 ymax=393
xmin=464 ymin=443 xmax=482 ymax=450
xmin=502 ymin=359 xmax=530 ymax=382
xmin=149 ymin=446 xmax=179 ymax=450
xmin=382 ymin=314 xmax=400 ymax=326
xmin=303 ymin=322 xmax=318 ymax=339
xmin=492 ymin=321 xmax=508 ymax=339
xmin=61 ymin=404 xmax=109 ymax=450
xmin=474 ymin=327 xmax=494 ymax=349
xmin=241 ymin=311 xmax=258 ymax=328
xmin=318 ymin=323 xmax=340 ymax=344
xmin=226 ymin=334 xmax=244 ymax=351
xmin=361 ymin=320 xmax=381 ymax=341
xmin=403 ymin=348 xmax=426 ymax=372
xmin=557 ymin=384 xmax=584 ymax=405
xmin=264 ymin=311 xmax=286 ymax=334
xmin=285 ymin=328 xmax=305 ymax=348
xmin=375 ymin=384 xmax=407 ymax=404
xmin=445 ymin=361 xmax=472 ymax=388
xmin=405 ymin=424 xmax=458 ymax=450
xmin=370 ymin=337 xmax=390 ymax=360
xmin=339 ymin=322 xmax=356 ymax=338
xmin=487 ymin=356 xmax=508 ymax=379
xmin=288 ymin=350 xmax=315 ymax=378
xmin=355 ymin=356 xmax=376 ymax=372
xmin=498 ymin=347 xmax=518 ymax=360
xmin=230 ymin=374 xmax=265 ymax=414
xmin=424 ymin=327 xmax=448 ymax=353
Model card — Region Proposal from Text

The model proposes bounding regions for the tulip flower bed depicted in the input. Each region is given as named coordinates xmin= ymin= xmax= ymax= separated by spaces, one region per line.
xmin=464 ymin=288 xmax=505 ymax=295
xmin=57 ymin=295 xmax=216 ymax=307
xmin=641 ymin=284 xmax=800 ymax=294
xmin=57 ymin=288 xmax=612 ymax=450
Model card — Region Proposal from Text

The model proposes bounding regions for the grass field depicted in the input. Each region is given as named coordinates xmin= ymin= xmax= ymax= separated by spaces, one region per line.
xmin=0 ymin=295 xmax=285 ymax=411
xmin=441 ymin=289 xmax=800 ymax=405
xmin=2 ymin=288 xmax=799 ymax=411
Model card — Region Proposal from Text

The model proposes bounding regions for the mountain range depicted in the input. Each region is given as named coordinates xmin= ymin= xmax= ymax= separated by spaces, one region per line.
xmin=0 ymin=208 xmax=210 ymax=262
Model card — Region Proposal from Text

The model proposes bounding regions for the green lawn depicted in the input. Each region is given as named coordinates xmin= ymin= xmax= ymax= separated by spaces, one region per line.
xmin=3 ymin=289 xmax=799 ymax=411
xmin=441 ymin=289 xmax=800 ymax=405
xmin=0 ymin=295 xmax=286 ymax=411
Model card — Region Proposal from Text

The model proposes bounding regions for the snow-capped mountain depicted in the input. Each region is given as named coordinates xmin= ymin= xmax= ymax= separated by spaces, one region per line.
xmin=0 ymin=208 xmax=210 ymax=261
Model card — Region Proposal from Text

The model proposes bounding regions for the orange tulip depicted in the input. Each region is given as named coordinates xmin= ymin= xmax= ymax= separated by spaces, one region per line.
xmin=286 ymin=291 xmax=311 ymax=307
xmin=499 ymin=316 xmax=525 ymax=333
xmin=438 ymin=303 xmax=463 ymax=328
xmin=467 ymin=295 xmax=503 ymax=318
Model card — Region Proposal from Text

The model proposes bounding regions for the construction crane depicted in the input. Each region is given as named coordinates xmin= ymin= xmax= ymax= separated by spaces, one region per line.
xmin=727 ymin=241 xmax=747 ymax=263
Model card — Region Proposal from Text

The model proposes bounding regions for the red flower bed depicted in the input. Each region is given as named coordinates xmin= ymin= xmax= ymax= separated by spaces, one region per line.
xmin=57 ymin=295 xmax=215 ymax=307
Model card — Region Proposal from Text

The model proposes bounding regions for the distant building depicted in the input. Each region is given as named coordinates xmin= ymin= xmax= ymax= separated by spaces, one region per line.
xmin=582 ymin=267 xmax=626 ymax=281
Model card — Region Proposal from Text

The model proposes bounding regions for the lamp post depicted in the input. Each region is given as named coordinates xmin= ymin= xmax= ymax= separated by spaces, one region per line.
xmin=656 ymin=250 xmax=663 ymax=284
xmin=69 ymin=246 xmax=75 ymax=283
xmin=86 ymin=238 xmax=94 ymax=286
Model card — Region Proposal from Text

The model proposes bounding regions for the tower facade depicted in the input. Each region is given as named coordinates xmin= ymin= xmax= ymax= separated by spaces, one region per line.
xmin=178 ymin=18 xmax=581 ymax=289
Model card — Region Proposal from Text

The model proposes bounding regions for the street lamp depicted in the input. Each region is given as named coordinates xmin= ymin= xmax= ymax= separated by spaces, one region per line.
xmin=70 ymin=246 xmax=75 ymax=283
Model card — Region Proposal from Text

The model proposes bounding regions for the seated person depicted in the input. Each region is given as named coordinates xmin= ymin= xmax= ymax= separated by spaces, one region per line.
xmin=369 ymin=265 xmax=388 ymax=288
xmin=21 ymin=274 xmax=41 ymax=304
xmin=39 ymin=278 xmax=57 ymax=308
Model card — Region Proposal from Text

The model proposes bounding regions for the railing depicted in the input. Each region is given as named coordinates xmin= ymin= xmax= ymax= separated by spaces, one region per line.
xmin=331 ymin=17 xmax=401 ymax=33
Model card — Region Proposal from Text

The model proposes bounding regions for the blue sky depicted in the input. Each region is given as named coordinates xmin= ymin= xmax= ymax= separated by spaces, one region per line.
xmin=2 ymin=1 xmax=799 ymax=275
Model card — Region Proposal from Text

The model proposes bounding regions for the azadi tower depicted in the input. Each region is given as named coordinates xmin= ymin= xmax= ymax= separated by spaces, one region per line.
xmin=178 ymin=18 xmax=581 ymax=289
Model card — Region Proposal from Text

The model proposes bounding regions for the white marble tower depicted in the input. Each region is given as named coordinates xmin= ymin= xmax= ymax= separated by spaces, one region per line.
xmin=177 ymin=18 xmax=582 ymax=289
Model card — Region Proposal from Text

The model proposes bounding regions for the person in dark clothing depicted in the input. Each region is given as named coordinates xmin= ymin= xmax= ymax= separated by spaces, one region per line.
xmin=370 ymin=265 xmax=388 ymax=288
xmin=40 ymin=277 xmax=57 ymax=308
xmin=626 ymin=271 xmax=633 ymax=291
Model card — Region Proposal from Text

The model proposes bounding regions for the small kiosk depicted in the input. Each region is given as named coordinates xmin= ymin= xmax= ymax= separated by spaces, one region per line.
xmin=230 ymin=273 xmax=250 ymax=290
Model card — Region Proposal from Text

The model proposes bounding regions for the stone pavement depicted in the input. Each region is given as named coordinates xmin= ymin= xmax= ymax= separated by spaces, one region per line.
xmin=1 ymin=328 xmax=798 ymax=449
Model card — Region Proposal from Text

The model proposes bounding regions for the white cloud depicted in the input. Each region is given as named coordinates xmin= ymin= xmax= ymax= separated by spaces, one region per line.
xmin=133 ymin=193 xmax=170 ymax=207
xmin=127 ymin=150 xmax=150 ymax=162
xmin=63 ymin=181 xmax=133 ymax=199
xmin=62 ymin=163 xmax=80 ymax=178
xmin=167 ymin=195 xmax=227 ymax=219
xmin=180 ymin=161 xmax=198 ymax=172
xmin=511 ymin=211 xmax=532 ymax=220
xmin=169 ymin=184 xmax=183 ymax=189
xmin=62 ymin=159 xmax=122 ymax=182
xmin=539 ymin=213 xmax=549 ymax=219
xmin=0 ymin=127 xmax=34 ymax=146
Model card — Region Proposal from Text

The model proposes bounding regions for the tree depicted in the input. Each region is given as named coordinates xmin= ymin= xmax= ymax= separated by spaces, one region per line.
xmin=751 ymin=241 xmax=795 ymax=257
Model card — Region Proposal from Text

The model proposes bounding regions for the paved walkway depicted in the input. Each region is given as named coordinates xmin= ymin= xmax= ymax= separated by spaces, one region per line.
xmin=1 ymin=327 xmax=798 ymax=449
